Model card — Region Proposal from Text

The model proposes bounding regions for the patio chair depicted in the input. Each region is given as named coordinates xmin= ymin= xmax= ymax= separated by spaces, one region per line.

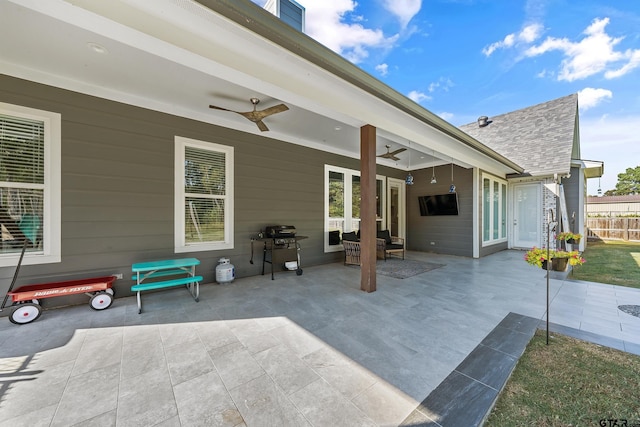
xmin=376 ymin=230 xmax=405 ymax=260
xmin=342 ymin=232 xmax=361 ymax=265
xmin=342 ymin=231 xmax=390 ymax=265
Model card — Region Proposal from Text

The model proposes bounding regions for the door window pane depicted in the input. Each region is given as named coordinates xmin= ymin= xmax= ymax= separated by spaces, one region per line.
xmin=482 ymin=175 xmax=507 ymax=244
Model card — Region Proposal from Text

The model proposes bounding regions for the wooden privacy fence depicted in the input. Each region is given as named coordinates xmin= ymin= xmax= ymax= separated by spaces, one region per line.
xmin=587 ymin=217 xmax=640 ymax=241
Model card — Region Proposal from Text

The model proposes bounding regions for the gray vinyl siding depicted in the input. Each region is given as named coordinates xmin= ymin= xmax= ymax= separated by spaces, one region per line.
xmin=479 ymin=240 xmax=508 ymax=257
xmin=406 ymin=165 xmax=473 ymax=257
xmin=0 ymin=74 xmax=404 ymax=307
xmin=279 ymin=0 xmax=304 ymax=31
xmin=563 ymin=166 xmax=581 ymax=233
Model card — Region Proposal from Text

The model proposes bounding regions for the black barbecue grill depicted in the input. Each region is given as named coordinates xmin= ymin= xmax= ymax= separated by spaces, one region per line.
xmin=250 ymin=225 xmax=307 ymax=279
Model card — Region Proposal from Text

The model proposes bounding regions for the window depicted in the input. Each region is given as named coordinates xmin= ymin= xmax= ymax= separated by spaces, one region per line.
xmin=482 ymin=174 xmax=507 ymax=245
xmin=0 ymin=103 xmax=61 ymax=267
xmin=325 ymin=165 xmax=385 ymax=251
xmin=175 ymin=136 xmax=233 ymax=252
xmin=265 ymin=0 xmax=305 ymax=32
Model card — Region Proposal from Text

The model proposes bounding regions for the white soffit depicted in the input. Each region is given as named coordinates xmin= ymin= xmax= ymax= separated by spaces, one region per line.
xmin=3 ymin=0 xmax=519 ymax=176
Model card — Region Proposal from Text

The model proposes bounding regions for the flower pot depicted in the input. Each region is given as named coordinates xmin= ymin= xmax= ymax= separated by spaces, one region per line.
xmin=552 ymin=257 xmax=569 ymax=271
xmin=567 ymin=238 xmax=581 ymax=245
xmin=541 ymin=257 xmax=569 ymax=271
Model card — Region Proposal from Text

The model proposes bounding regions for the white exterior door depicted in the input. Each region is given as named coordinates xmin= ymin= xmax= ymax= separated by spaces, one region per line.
xmin=387 ymin=178 xmax=406 ymax=241
xmin=512 ymin=183 xmax=541 ymax=248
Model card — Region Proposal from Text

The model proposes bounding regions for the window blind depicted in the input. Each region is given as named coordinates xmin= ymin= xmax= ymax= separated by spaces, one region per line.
xmin=184 ymin=146 xmax=225 ymax=196
xmin=0 ymin=114 xmax=45 ymax=185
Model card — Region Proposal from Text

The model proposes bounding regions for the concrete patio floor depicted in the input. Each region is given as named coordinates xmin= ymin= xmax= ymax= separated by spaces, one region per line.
xmin=0 ymin=250 xmax=639 ymax=426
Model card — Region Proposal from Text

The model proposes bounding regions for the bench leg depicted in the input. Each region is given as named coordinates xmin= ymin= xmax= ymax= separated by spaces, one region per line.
xmin=186 ymin=281 xmax=200 ymax=302
xmin=137 ymin=291 xmax=142 ymax=314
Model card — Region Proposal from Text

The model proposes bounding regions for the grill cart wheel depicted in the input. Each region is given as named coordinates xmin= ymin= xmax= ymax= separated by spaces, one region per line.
xmin=90 ymin=292 xmax=113 ymax=310
xmin=296 ymin=268 xmax=303 ymax=276
xmin=10 ymin=302 xmax=42 ymax=325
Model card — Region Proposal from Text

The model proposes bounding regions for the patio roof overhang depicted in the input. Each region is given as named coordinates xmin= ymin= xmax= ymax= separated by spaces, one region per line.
xmin=1 ymin=0 xmax=523 ymax=177
xmin=574 ymin=159 xmax=605 ymax=179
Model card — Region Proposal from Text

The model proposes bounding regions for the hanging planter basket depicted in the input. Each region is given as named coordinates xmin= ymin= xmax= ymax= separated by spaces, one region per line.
xmin=541 ymin=257 xmax=569 ymax=272
xmin=556 ymin=232 xmax=582 ymax=245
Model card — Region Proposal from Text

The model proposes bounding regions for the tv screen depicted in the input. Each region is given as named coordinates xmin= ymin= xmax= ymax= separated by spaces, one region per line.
xmin=419 ymin=193 xmax=459 ymax=216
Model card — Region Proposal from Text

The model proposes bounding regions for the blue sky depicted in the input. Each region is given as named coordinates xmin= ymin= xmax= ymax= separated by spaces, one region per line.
xmin=252 ymin=0 xmax=640 ymax=195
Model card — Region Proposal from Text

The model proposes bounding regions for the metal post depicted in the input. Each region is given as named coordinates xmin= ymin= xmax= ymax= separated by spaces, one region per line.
xmin=547 ymin=209 xmax=557 ymax=345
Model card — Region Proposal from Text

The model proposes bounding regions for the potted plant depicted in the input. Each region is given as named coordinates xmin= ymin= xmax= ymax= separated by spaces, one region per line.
xmin=524 ymin=247 xmax=549 ymax=268
xmin=556 ymin=250 xmax=586 ymax=266
xmin=524 ymin=247 xmax=585 ymax=271
xmin=556 ymin=231 xmax=582 ymax=245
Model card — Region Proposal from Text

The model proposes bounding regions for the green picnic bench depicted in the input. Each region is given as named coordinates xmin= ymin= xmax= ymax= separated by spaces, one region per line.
xmin=131 ymin=258 xmax=202 ymax=314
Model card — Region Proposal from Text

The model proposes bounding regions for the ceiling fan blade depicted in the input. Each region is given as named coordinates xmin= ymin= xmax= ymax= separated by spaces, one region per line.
xmin=209 ymin=99 xmax=286 ymax=132
xmin=255 ymin=120 xmax=269 ymax=132
xmin=254 ymin=103 xmax=289 ymax=120
xmin=209 ymin=105 xmax=238 ymax=113
xmin=389 ymin=148 xmax=407 ymax=156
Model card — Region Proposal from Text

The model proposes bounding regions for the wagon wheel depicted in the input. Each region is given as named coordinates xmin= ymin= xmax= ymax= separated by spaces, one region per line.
xmin=10 ymin=302 xmax=42 ymax=325
xmin=105 ymin=288 xmax=115 ymax=296
xmin=90 ymin=292 xmax=113 ymax=310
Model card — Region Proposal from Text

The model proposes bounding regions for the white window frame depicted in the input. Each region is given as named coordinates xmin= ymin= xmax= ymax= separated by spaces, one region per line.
xmin=324 ymin=164 xmax=386 ymax=252
xmin=174 ymin=136 xmax=234 ymax=252
xmin=481 ymin=173 xmax=508 ymax=246
xmin=0 ymin=102 xmax=61 ymax=267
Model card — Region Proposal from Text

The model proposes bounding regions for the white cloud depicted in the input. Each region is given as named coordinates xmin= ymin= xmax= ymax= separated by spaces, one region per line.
xmin=285 ymin=0 xmax=400 ymax=64
xmin=381 ymin=0 xmax=422 ymax=28
xmin=519 ymin=23 xmax=543 ymax=43
xmin=536 ymin=69 xmax=550 ymax=78
xmin=482 ymin=23 xmax=542 ymax=56
xmin=605 ymin=48 xmax=640 ymax=79
xmin=375 ymin=63 xmax=389 ymax=76
xmin=408 ymin=90 xmax=431 ymax=103
xmin=577 ymin=88 xmax=612 ymax=110
xmin=428 ymin=77 xmax=454 ymax=93
xmin=524 ymin=17 xmax=640 ymax=81
xmin=439 ymin=112 xmax=454 ymax=121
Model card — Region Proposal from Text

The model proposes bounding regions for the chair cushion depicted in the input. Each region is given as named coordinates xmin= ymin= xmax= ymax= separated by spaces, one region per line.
xmin=329 ymin=230 xmax=340 ymax=245
xmin=386 ymin=243 xmax=404 ymax=250
xmin=377 ymin=230 xmax=392 ymax=244
xmin=342 ymin=231 xmax=358 ymax=241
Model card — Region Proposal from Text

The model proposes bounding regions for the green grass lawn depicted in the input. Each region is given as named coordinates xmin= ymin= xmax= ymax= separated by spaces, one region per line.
xmin=485 ymin=331 xmax=640 ymax=426
xmin=570 ymin=240 xmax=640 ymax=289
xmin=486 ymin=240 xmax=640 ymax=425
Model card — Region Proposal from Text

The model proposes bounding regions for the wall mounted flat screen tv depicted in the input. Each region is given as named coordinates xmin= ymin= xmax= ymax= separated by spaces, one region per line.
xmin=419 ymin=193 xmax=459 ymax=216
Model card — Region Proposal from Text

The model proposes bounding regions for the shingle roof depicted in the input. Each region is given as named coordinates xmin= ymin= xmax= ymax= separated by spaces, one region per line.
xmin=460 ymin=94 xmax=578 ymax=177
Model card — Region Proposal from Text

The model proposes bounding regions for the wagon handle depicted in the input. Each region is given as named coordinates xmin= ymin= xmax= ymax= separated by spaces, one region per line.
xmin=1 ymin=239 xmax=28 ymax=311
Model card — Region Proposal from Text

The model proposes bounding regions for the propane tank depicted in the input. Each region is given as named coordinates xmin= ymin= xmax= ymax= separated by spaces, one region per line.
xmin=215 ymin=257 xmax=235 ymax=284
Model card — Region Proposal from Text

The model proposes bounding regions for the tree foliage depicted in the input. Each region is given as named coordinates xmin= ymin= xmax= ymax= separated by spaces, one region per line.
xmin=606 ymin=165 xmax=640 ymax=195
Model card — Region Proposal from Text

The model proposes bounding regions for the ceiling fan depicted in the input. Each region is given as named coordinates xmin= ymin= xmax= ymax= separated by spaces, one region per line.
xmin=209 ymin=97 xmax=289 ymax=132
xmin=377 ymin=145 xmax=407 ymax=161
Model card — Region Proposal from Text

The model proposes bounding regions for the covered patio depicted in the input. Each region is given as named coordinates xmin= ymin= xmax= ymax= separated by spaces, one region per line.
xmin=0 ymin=0 xmax=523 ymax=298
xmin=1 ymin=250 xmax=638 ymax=426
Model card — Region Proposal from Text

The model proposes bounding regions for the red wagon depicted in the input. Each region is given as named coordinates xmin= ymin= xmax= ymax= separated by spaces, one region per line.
xmin=4 ymin=275 xmax=117 ymax=325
